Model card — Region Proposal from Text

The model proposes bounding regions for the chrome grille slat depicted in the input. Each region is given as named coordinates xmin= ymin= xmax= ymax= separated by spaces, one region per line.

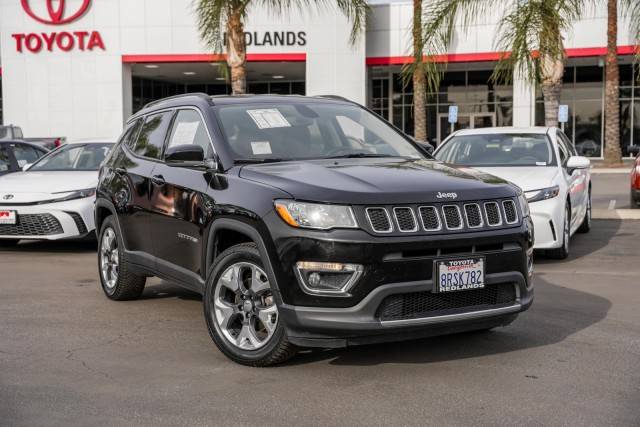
xmin=393 ymin=207 xmax=418 ymax=232
xmin=419 ymin=206 xmax=441 ymax=231
xmin=366 ymin=207 xmax=393 ymax=233
xmin=484 ymin=202 xmax=503 ymax=226
xmin=463 ymin=204 xmax=483 ymax=228
xmin=502 ymin=200 xmax=518 ymax=224
xmin=442 ymin=205 xmax=463 ymax=230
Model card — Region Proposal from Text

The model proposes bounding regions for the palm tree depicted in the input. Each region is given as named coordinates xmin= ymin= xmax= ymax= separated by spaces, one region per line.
xmin=603 ymin=0 xmax=640 ymax=164
xmin=410 ymin=0 xmax=427 ymax=142
xmin=195 ymin=0 xmax=369 ymax=95
xmin=418 ymin=0 xmax=584 ymax=129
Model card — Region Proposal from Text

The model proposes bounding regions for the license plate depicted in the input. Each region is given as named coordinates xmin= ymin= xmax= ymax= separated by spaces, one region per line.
xmin=0 ymin=210 xmax=17 ymax=225
xmin=435 ymin=257 xmax=485 ymax=293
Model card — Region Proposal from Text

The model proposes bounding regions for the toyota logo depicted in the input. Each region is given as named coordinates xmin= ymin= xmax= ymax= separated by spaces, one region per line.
xmin=21 ymin=0 xmax=91 ymax=25
xmin=2 ymin=195 xmax=14 ymax=201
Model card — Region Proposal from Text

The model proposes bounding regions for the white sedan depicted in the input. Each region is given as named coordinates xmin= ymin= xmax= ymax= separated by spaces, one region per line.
xmin=434 ymin=127 xmax=591 ymax=259
xmin=0 ymin=140 xmax=114 ymax=247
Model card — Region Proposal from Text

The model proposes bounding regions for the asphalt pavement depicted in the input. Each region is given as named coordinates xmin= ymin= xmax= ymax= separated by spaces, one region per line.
xmin=1 ymin=219 xmax=639 ymax=426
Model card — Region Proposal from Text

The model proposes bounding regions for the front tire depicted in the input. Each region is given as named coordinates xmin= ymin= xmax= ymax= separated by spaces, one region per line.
xmin=547 ymin=204 xmax=570 ymax=260
xmin=203 ymin=243 xmax=297 ymax=367
xmin=577 ymin=189 xmax=591 ymax=233
xmin=631 ymin=190 xmax=640 ymax=209
xmin=98 ymin=216 xmax=146 ymax=300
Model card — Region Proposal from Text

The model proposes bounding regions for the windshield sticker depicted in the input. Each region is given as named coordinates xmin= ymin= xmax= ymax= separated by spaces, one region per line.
xmin=170 ymin=121 xmax=200 ymax=148
xmin=251 ymin=141 xmax=273 ymax=155
xmin=247 ymin=109 xmax=291 ymax=129
xmin=536 ymin=162 xmax=547 ymax=166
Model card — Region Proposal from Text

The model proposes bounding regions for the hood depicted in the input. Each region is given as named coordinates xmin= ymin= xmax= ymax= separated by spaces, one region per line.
xmin=0 ymin=171 xmax=98 ymax=204
xmin=239 ymin=158 xmax=517 ymax=204
xmin=470 ymin=166 xmax=559 ymax=192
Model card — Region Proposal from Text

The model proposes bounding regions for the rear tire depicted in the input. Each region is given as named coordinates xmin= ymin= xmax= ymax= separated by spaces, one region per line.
xmin=203 ymin=243 xmax=297 ymax=367
xmin=0 ymin=239 xmax=19 ymax=248
xmin=98 ymin=216 xmax=146 ymax=301
xmin=631 ymin=190 xmax=640 ymax=209
xmin=547 ymin=204 xmax=570 ymax=260
xmin=577 ymin=189 xmax=591 ymax=233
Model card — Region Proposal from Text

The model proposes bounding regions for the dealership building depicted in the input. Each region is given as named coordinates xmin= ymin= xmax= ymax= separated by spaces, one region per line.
xmin=0 ymin=0 xmax=638 ymax=157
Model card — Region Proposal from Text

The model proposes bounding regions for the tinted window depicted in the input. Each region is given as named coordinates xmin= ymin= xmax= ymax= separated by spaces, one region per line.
xmin=214 ymin=103 xmax=423 ymax=161
xmin=29 ymin=144 xmax=113 ymax=171
xmin=436 ymin=133 xmax=556 ymax=166
xmin=133 ymin=112 xmax=174 ymax=159
xmin=121 ymin=119 xmax=143 ymax=148
xmin=0 ymin=147 xmax=13 ymax=173
xmin=166 ymin=110 xmax=212 ymax=156
xmin=12 ymin=144 xmax=41 ymax=167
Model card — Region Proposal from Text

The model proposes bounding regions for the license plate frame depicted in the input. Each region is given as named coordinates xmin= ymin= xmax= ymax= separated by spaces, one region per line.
xmin=0 ymin=210 xmax=17 ymax=225
xmin=434 ymin=256 xmax=485 ymax=293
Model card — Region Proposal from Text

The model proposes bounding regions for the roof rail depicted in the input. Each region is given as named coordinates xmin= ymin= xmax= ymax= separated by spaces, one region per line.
xmin=314 ymin=95 xmax=355 ymax=103
xmin=142 ymin=92 xmax=213 ymax=110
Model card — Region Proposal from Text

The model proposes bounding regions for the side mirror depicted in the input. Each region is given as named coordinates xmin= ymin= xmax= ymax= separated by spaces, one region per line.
xmin=566 ymin=156 xmax=590 ymax=173
xmin=22 ymin=163 xmax=32 ymax=171
xmin=629 ymin=145 xmax=640 ymax=157
xmin=165 ymin=144 xmax=205 ymax=165
xmin=410 ymin=137 xmax=434 ymax=155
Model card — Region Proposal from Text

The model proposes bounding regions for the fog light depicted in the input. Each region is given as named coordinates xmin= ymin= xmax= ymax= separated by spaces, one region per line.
xmin=294 ymin=261 xmax=363 ymax=297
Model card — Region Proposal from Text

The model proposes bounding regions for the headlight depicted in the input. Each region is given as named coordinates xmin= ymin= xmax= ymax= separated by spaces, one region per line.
xmin=525 ymin=185 xmax=559 ymax=203
xmin=517 ymin=193 xmax=530 ymax=218
xmin=274 ymin=200 xmax=358 ymax=230
xmin=51 ymin=188 xmax=96 ymax=202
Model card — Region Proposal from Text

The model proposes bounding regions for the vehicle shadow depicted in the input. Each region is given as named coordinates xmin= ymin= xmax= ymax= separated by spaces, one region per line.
xmin=1 ymin=239 xmax=97 ymax=254
xmin=286 ymin=276 xmax=611 ymax=367
xmin=139 ymin=281 xmax=202 ymax=302
xmin=535 ymin=218 xmax=622 ymax=264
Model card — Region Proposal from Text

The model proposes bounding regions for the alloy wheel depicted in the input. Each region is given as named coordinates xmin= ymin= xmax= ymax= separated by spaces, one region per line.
xmin=213 ymin=262 xmax=278 ymax=351
xmin=100 ymin=227 xmax=119 ymax=290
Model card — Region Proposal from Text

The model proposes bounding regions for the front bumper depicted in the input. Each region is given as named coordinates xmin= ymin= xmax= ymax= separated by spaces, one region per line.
xmin=0 ymin=197 xmax=95 ymax=241
xmin=261 ymin=211 xmax=534 ymax=347
xmin=529 ymin=198 xmax=564 ymax=249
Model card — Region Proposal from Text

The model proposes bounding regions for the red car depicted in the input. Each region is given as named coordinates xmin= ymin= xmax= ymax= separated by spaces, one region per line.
xmin=631 ymin=146 xmax=640 ymax=209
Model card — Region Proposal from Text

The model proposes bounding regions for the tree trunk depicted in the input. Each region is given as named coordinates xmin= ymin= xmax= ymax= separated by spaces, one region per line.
xmin=604 ymin=0 xmax=622 ymax=164
xmin=540 ymin=53 xmax=565 ymax=128
xmin=226 ymin=11 xmax=246 ymax=95
xmin=412 ymin=0 xmax=427 ymax=142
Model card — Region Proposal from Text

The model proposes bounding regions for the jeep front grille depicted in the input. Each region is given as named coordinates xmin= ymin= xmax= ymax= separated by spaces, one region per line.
xmin=366 ymin=208 xmax=392 ymax=233
xmin=0 ymin=214 xmax=63 ymax=236
xmin=363 ymin=198 xmax=518 ymax=235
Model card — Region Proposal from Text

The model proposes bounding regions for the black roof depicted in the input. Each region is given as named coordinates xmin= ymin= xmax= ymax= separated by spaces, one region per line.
xmin=130 ymin=93 xmax=355 ymax=122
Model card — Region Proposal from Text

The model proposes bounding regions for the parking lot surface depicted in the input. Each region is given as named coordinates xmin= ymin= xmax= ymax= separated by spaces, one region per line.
xmin=1 ymin=219 xmax=639 ymax=426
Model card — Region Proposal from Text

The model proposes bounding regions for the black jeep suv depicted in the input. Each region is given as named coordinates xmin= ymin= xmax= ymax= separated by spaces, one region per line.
xmin=95 ymin=94 xmax=534 ymax=366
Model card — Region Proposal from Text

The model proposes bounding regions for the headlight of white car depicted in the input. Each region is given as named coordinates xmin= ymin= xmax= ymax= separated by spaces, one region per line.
xmin=52 ymin=188 xmax=97 ymax=202
xmin=517 ymin=192 xmax=530 ymax=218
xmin=274 ymin=200 xmax=358 ymax=230
xmin=525 ymin=185 xmax=560 ymax=203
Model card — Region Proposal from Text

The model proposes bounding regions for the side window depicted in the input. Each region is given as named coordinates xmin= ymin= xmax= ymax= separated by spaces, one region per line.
xmin=13 ymin=144 xmax=40 ymax=167
xmin=557 ymin=133 xmax=569 ymax=165
xmin=558 ymin=131 xmax=577 ymax=156
xmin=14 ymin=128 xmax=24 ymax=139
xmin=166 ymin=110 xmax=212 ymax=157
xmin=132 ymin=111 xmax=174 ymax=160
xmin=120 ymin=119 xmax=142 ymax=148
xmin=0 ymin=147 xmax=12 ymax=172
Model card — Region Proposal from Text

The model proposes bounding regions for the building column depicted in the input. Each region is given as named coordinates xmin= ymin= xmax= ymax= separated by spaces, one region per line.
xmin=512 ymin=70 xmax=536 ymax=127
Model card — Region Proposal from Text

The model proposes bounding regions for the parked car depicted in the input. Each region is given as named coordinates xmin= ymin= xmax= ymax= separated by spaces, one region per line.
xmin=0 ymin=140 xmax=114 ymax=247
xmin=630 ymin=145 xmax=640 ymax=209
xmin=434 ymin=127 xmax=591 ymax=259
xmin=95 ymin=94 xmax=534 ymax=366
xmin=0 ymin=140 xmax=48 ymax=176
xmin=0 ymin=124 xmax=64 ymax=151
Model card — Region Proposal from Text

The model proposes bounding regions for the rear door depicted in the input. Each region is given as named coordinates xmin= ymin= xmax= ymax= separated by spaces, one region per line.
xmin=113 ymin=111 xmax=175 ymax=255
xmin=148 ymin=108 xmax=214 ymax=286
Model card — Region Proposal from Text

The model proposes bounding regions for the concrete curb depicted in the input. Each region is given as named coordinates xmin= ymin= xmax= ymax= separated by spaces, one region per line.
xmin=593 ymin=209 xmax=640 ymax=220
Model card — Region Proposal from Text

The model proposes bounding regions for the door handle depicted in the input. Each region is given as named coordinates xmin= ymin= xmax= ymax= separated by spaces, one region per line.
xmin=151 ymin=174 xmax=166 ymax=186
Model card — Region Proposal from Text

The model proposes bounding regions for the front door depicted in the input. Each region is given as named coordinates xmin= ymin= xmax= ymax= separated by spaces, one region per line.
xmin=148 ymin=109 xmax=215 ymax=286
xmin=437 ymin=112 xmax=496 ymax=145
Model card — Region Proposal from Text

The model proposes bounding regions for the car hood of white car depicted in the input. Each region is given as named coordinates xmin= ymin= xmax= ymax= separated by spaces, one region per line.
xmin=0 ymin=171 xmax=98 ymax=204
xmin=469 ymin=166 xmax=559 ymax=193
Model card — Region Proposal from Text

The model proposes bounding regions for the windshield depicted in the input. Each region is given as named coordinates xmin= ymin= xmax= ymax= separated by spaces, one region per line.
xmin=29 ymin=143 xmax=113 ymax=171
xmin=435 ymin=133 xmax=556 ymax=167
xmin=214 ymin=103 xmax=424 ymax=161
